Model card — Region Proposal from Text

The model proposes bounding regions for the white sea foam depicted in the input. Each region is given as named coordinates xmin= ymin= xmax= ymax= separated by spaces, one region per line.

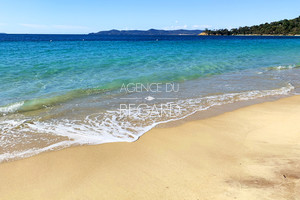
xmin=267 ymin=64 xmax=299 ymax=71
xmin=0 ymin=83 xmax=294 ymax=163
xmin=0 ymin=101 xmax=24 ymax=114
xmin=0 ymin=141 xmax=75 ymax=163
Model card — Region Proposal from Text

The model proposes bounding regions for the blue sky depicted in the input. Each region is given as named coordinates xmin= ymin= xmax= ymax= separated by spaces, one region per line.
xmin=0 ymin=0 xmax=299 ymax=34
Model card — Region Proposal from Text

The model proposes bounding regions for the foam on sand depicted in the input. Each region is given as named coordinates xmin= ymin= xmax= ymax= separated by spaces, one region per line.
xmin=1 ymin=95 xmax=300 ymax=199
xmin=0 ymin=83 xmax=294 ymax=162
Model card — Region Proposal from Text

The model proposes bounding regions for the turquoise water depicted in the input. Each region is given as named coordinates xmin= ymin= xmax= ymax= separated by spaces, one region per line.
xmin=1 ymin=36 xmax=300 ymax=162
xmin=1 ymin=38 xmax=300 ymax=108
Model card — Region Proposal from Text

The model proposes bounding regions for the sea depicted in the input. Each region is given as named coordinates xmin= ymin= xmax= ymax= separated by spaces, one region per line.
xmin=1 ymin=34 xmax=300 ymax=162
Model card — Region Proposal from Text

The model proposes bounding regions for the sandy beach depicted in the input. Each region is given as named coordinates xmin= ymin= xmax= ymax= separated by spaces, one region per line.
xmin=1 ymin=95 xmax=300 ymax=200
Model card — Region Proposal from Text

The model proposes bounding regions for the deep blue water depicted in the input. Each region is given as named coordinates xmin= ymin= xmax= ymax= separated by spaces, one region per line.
xmin=1 ymin=34 xmax=299 ymax=41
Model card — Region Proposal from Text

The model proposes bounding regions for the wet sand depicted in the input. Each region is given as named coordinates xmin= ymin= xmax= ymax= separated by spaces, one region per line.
xmin=1 ymin=96 xmax=300 ymax=199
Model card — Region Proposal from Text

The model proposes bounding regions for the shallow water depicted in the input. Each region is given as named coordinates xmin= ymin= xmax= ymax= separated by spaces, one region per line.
xmin=0 ymin=35 xmax=300 ymax=162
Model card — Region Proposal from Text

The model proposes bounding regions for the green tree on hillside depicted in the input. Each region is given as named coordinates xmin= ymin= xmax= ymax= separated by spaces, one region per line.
xmin=204 ymin=16 xmax=300 ymax=35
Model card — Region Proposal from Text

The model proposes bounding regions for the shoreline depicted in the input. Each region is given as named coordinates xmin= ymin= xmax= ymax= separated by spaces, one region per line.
xmin=157 ymin=93 xmax=289 ymax=129
xmin=1 ymin=95 xmax=300 ymax=199
xmin=0 ymin=91 xmax=292 ymax=163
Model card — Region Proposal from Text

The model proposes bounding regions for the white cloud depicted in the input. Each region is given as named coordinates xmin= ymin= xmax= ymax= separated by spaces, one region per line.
xmin=20 ymin=24 xmax=48 ymax=29
xmin=163 ymin=24 xmax=188 ymax=30
xmin=20 ymin=23 xmax=88 ymax=30
xmin=52 ymin=25 xmax=88 ymax=30
xmin=164 ymin=23 xmax=213 ymax=30
xmin=192 ymin=25 xmax=212 ymax=29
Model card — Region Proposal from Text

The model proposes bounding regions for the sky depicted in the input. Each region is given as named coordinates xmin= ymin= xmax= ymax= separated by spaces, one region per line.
xmin=0 ymin=0 xmax=299 ymax=34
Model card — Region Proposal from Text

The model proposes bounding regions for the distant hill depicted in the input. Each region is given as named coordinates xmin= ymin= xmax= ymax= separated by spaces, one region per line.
xmin=203 ymin=16 xmax=300 ymax=36
xmin=89 ymin=29 xmax=203 ymax=36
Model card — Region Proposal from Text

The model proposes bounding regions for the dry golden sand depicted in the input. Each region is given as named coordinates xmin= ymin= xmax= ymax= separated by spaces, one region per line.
xmin=1 ymin=96 xmax=300 ymax=200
